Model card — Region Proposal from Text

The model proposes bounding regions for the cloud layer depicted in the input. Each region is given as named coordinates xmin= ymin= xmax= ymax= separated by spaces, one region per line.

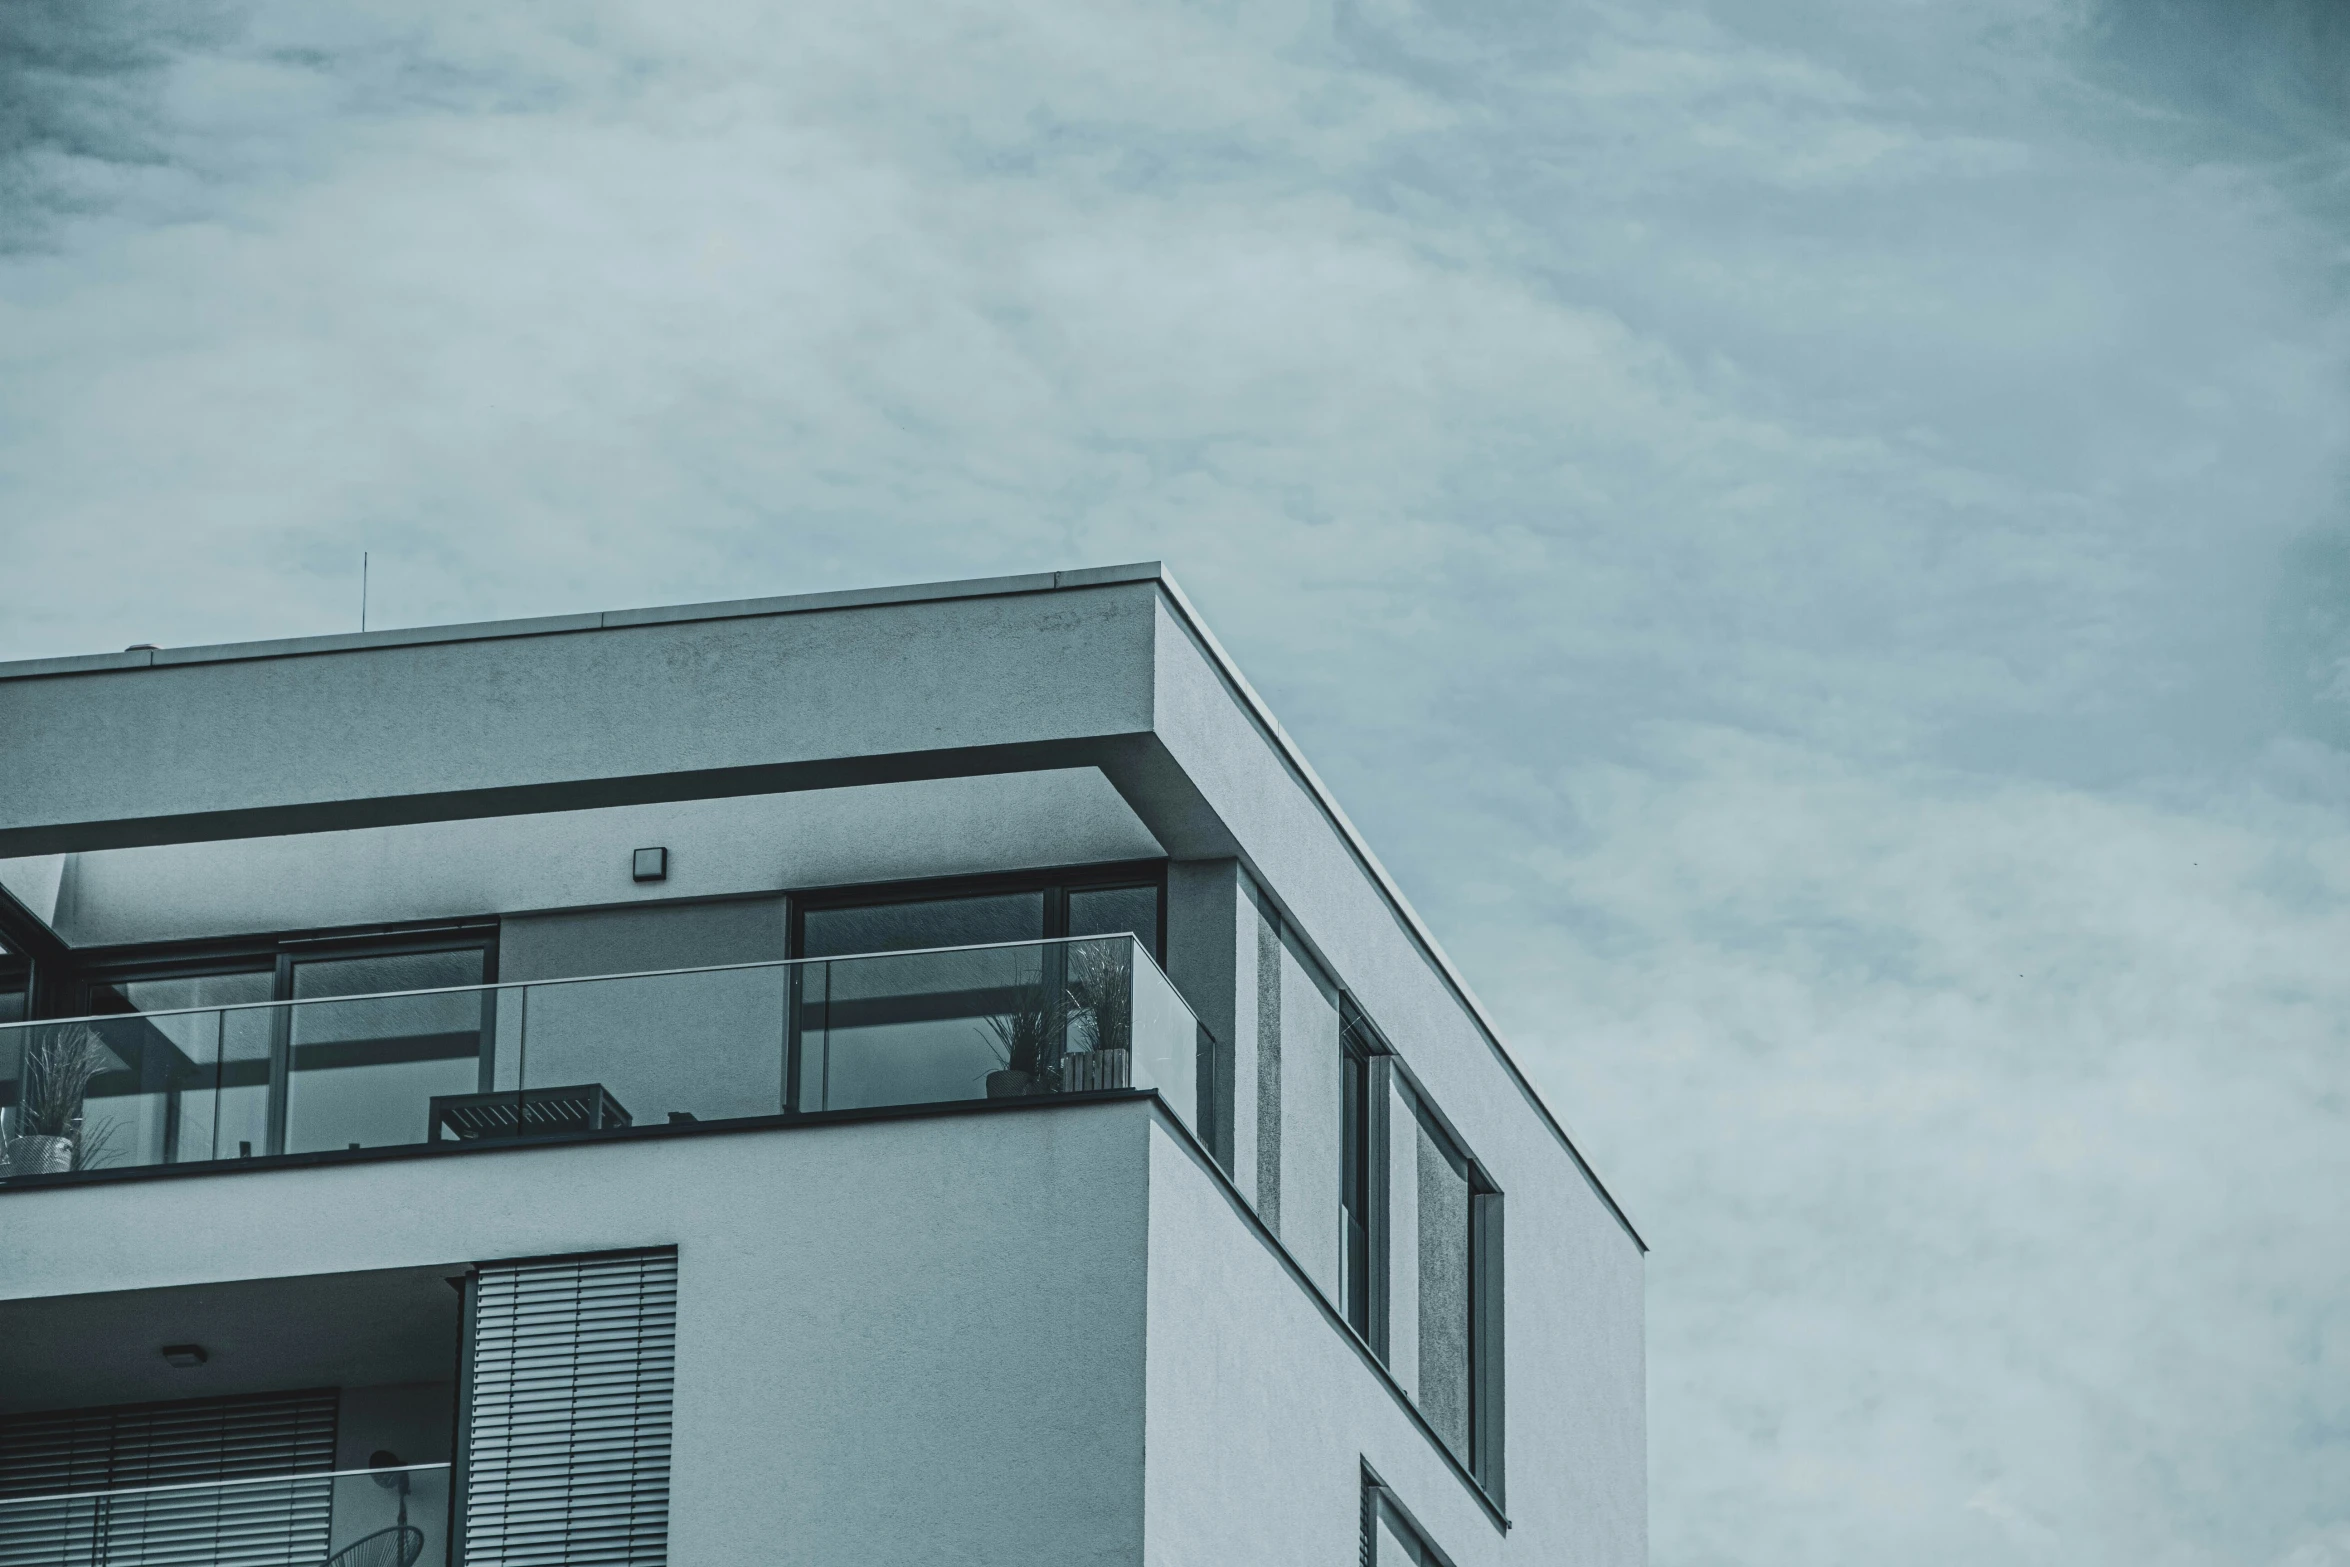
xmin=4 ymin=1 xmax=2348 ymax=1562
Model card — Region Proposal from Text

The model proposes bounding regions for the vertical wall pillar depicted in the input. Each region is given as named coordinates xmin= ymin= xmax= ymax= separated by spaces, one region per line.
xmin=1165 ymin=858 xmax=1348 ymax=1307
xmin=1386 ymin=1071 xmax=1422 ymax=1401
xmin=1252 ymin=896 xmax=1282 ymax=1229
xmin=1165 ymin=859 xmax=1251 ymax=1186
xmin=1273 ymin=901 xmax=1342 ymax=1302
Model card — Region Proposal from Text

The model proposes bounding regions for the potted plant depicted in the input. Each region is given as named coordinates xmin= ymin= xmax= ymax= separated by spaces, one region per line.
xmin=4 ymin=1025 xmax=116 ymax=1176
xmin=1059 ymin=938 xmax=1134 ymax=1092
xmin=981 ymin=982 xmax=1069 ymax=1098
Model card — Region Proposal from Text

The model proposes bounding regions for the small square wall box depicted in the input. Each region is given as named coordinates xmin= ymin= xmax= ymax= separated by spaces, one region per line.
xmin=632 ymin=847 xmax=668 ymax=883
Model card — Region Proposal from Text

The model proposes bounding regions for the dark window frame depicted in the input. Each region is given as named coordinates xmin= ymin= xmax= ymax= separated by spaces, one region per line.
xmin=65 ymin=919 xmax=501 ymax=1012
xmin=60 ymin=921 xmax=501 ymax=1160
xmin=1342 ymin=1001 xmax=1506 ymax=1503
xmin=1360 ymin=1466 xmax=1459 ymax=1567
xmin=0 ymin=879 xmax=68 ymax=1020
xmin=784 ymin=862 xmax=1169 ymax=1120
xmin=1341 ymin=999 xmax=1380 ymax=1344
xmin=0 ymin=952 xmax=27 ymax=1027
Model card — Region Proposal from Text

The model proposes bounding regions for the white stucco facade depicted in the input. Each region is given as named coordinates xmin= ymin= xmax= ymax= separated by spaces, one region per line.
xmin=0 ymin=565 xmax=1644 ymax=1567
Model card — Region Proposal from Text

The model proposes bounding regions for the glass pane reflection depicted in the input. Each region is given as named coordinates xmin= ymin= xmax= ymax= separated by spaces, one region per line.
xmin=799 ymin=943 xmax=1050 ymax=1111
xmin=802 ymin=892 xmax=1045 ymax=959
xmin=3 ymin=934 xmax=1206 ymax=1183
xmin=285 ymin=952 xmax=489 ymax=1154
xmin=1067 ymin=885 xmax=1158 ymax=957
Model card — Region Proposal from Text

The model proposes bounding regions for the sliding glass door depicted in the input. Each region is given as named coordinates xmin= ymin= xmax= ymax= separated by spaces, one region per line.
xmin=80 ymin=968 xmax=275 ymax=1168
xmin=64 ymin=934 xmax=495 ymax=1163
xmin=279 ymin=948 xmax=492 ymax=1156
xmin=788 ymin=867 xmax=1164 ymax=1115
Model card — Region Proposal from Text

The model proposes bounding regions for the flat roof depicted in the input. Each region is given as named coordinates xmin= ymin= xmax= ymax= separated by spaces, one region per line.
xmin=0 ymin=563 xmax=1164 ymax=682
xmin=0 ymin=560 xmax=1644 ymax=1246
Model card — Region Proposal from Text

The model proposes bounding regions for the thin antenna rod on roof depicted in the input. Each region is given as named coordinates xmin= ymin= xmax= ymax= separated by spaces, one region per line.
xmin=361 ymin=552 xmax=369 ymax=633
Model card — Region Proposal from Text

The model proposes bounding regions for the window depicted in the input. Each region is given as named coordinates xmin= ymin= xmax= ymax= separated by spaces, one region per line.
xmin=1392 ymin=1080 xmax=1504 ymax=1493
xmin=0 ymin=944 xmax=26 ymax=1028
xmin=1340 ymin=1005 xmax=1377 ymax=1338
xmin=1360 ymin=1473 xmax=1453 ymax=1567
xmin=801 ymin=889 xmax=1046 ymax=959
xmin=83 ymin=966 xmax=276 ymax=1018
xmin=788 ymin=865 xmax=1166 ymax=1115
xmin=1065 ymin=883 xmax=1160 ymax=954
xmin=75 ymin=965 xmax=278 ymax=1167
xmin=792 ymin=865 xmax=1163 ymax=962
xmin=1340 ymin=1006 xmax=1505 ymax=1498
xmin=282 ymin=946 xmax=491 ymax=1155
xmin=66 ymin=929 xmax=496 ymax=1163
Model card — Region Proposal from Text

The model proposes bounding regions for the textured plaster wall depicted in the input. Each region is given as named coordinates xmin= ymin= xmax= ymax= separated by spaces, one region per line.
xmin=0 ymin=1108 xmax=1155 ymax=1567
xmin=1141 ymin=1121 xmax=1478 ymax=1567
xmin=0 ymin=582 xmax=1164 ymax=848
xmin=1142 ymin=1119 xmax=1639 ymax=1567
xmin=0 ymin=855 xmax=65 ymax=925
xmin=1277 ymin=921 xmax=1344 ymax=1305
xmin=0 ymin=574 xmax=1646 ymax=1562
xmin=1149 ymin=597 xmax=1647 ymax=1563
xmin=1388 ymin=1076 xmax=1422 ymax=1404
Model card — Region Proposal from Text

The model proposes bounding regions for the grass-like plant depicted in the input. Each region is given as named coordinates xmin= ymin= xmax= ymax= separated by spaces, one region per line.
xmin=1063 ymin=938 xmax=1134 ymax=1058
xmin=8 ymin=1025 xmax=119 ymax=1171
xmin=980 ymin=982 xmax=1070 ymax=1093
xmin=975 ymin=940 xmax=1138 ymax=1098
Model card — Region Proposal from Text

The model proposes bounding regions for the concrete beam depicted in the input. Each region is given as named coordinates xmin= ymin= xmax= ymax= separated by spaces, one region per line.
xmin=0 ymin=573 xmax=1180 ymax=858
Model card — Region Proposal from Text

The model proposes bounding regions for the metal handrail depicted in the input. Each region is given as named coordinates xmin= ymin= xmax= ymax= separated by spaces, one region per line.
xmin=0 ymin=932 xmax=1198 ymax=1035
xmin=0 ymin=1460 xmax=450 ymax=1511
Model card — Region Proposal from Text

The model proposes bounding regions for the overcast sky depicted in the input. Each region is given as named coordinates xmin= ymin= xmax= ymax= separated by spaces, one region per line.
xmin=5 ymin=0 xmax=2349 ymax=1562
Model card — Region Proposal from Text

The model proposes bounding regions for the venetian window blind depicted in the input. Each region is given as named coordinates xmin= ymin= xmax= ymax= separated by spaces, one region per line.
xmin=458 ymin=1248 xmax=677 ymax=1567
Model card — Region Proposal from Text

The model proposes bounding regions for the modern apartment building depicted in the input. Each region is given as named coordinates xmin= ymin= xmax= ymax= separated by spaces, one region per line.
xmin=0 ymin=564 xmax=1645 ymax=1566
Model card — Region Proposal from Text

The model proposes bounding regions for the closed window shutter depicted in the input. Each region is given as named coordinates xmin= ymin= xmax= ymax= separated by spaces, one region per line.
xmin=460 ymin=1249 xmax=676 ymax=1567
xmin=0 ymin=1390 xmax=336 ymax=1567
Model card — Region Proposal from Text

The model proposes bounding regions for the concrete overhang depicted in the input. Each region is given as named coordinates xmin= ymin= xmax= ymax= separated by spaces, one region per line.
xmin=0 ymin=564 xmax=1208 ymax=859
xmin=0 ymin=562 xmax=1644 ymax=1248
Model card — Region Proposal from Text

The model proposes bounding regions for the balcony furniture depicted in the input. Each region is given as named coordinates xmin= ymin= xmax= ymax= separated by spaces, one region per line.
xmin=428 ymin=1083 xmax=632 ymax=1142
xmin=319 ymin=1524 xmax=424 ymax=1567
xmin=321 ymin=1457 xmax=425 ymax=1567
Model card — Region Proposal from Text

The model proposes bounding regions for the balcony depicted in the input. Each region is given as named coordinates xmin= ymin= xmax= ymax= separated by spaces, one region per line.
xmin=0 ymin=1463 xmax=454 ymax=1567
xmin=0 ymin=935 xmax=1205 ymax=1183
xmin=0 ymin=1263 xmax=464 ymax=1567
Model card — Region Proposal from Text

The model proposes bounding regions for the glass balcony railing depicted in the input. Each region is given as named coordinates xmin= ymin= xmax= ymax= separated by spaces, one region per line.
xmin=0 ymin=936 xmax=1208 ymax=1181
xmin=0 ymin=1461 xmax=452 ymax=1567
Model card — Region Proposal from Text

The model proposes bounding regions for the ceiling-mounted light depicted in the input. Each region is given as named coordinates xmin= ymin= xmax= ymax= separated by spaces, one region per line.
xmin=161 ymin=1343 xmax=207 ymax=1368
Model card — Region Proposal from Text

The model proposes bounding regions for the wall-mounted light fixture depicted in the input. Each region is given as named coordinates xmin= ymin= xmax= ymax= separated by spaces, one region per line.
xmin=632 ymin=847 xmax=669 ymax=883
xmin=161 ymin=1343 xmax=208 ymax=1368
